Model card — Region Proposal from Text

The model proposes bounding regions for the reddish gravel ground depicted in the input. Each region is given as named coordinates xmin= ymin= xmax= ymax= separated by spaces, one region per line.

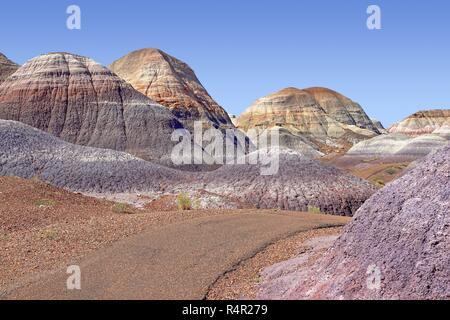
xmin=0 ymin=176 xmax=246 ymax=290
xmin=0 ymin=176 xmax=347 ymax=296
xmin=206 ymin=227 xmax=344 ymax=300
xmin=321 ymin=155 xmax=412 ymax=187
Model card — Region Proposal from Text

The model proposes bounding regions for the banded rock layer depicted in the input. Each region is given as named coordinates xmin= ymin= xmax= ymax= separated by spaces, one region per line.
xmin=0 ymin=53 xmax=19 ymax=84
xmin=0 ymin=53 xmax=184 ymax=163
xmin=347 ymin=133 xmax=449 ymax=157
xmin=389 ymin=109 xmax=450 ymax=136
xmin=110 ymin=48 xmax=233 ymax=130
xmin=0 ymin=120 xmax=376 ymax=216
xmin=348 ymin=110 xmax=450 ymax=157
xmin=237 ymin=87 xmax=381 ymax=155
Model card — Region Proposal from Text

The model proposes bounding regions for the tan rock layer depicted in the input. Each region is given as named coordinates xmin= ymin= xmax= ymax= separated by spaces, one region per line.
xmin=110 ymin=48 xmax=233 ymax=130
xmin=348 ymin=109 xmax=450 ymax=157
xmin=389 ymin=109 xmax=450 ymax=136
xmin=0 ymin=120 xmax=376 ymax=216
xmin=237 ymin=87 xmax=381 ymax=154
xmin=0 ymin=52 xmax=184 ymax=164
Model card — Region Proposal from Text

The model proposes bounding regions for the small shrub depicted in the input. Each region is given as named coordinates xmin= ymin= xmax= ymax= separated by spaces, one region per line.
xmin=253 ymin=274 xmax=262 ymax=284
xmin=112 ymin=203 xmax=135 ymax=214
xmin=177 ymin=193 xmax=192 ymax=211
xmin=362 ymin=157 xmax=379 ymax=163
xmin=31 ymin=175 xmax=42 ymax=183
xmin=35 ymin=199 xmax=57 ymax=208
xmin=0 ymin=232 xmax=9 ymax=241
xmin=385 ymin=167 xmax=397 ymax=175
xmin=374 ymin=179 xmax=385 ymax=187
xmin=308 ymin=205 xmax=322 ymax=214
xmin=40 ymin=228 xmax=58 ymax=241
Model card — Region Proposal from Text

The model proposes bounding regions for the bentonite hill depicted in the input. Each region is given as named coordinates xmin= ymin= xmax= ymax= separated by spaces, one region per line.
xmin=389 ymin=110 xmax=450 ymax=136
xmin=286 ymin=143 xmax=450 ymax=299
xmin=110 ymin=48 xmax=234 ymax=131
xmin=0 ymin=120 xmax=376 ymax=215
xmin=187 ymin=149 xmax=376 ymax=216
xmin=236 ymin=87 xmax=382 ymax=156
xmin=347 ymin=109 xmax=450 ymax=158
xmin=0 ymin=120 xmax=183 ymax=193
xmin=0 ymin=52 xmax=185 ymax=164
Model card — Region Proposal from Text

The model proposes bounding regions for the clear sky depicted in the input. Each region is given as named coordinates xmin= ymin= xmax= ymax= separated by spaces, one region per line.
xmin=1 ymin=0 xmax=449 ymax=127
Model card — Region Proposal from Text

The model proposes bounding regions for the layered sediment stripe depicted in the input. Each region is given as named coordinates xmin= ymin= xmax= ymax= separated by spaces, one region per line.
xmin=0 ymin=52 xmax=184 ymax=163
xmin=110 ymin=48 xmax=234 ymax=131
xmin=0 ymin=120 xmax=376 ymax=216
xmin=236 ymin=87 xmax=381 ymax=155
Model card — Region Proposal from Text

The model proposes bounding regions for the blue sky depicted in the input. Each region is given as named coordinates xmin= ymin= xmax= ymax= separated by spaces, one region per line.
xmin=1 ymin=0 xmax=449 ymax=126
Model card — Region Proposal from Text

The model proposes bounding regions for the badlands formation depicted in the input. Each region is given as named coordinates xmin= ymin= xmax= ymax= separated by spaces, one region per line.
xmin=0 ymin=120 xmax=375 ymax=215
xmin=186 ymin=148 xmax=376 ymax=216
xmin=348 ymin=110 xmax=450 ymax=157
xmin=0 ymin=49 xmax=448 ymax=300
xmin=0 ymin=120 xmax=181 ymax=193
xmin=280 ymin=143 xmax=450 ymax=300
xmin=236 ymin=87 xmax=382 ymax=156
xmin=389 ymin=109 xmax=450 ymax=136
xmin=110 ymin=48 xmax=233 ymax=130
xmin=0 ymin=53 xmax=185 ymax=164
xmin=0 ymin=53 xmax=18 ymax=84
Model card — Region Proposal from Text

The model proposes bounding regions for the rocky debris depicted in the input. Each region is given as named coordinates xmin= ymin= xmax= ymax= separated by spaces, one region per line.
xmin=146 ymin=190 xmax=252 ymax=211
xmin=110 ymin=48 xmax=233 ymax=130
xmin=236 ymin=87 xmax=381 ymax=155
xmin=207 ymin=227 xmax=346 ymax=300
xmin=0 ymin=120 xmax=375 ymax=216
xmin=0 ymin=175 xmax=251 ymax=291
xmin=389 ymin=109 xmax=450 ymax=136
xmin=257 ymin=235 xmax=340 ymax=300
xmin=185 ymin=148 xmax=377 ymax=216
xmin=0 ymin=52 xmax=185 ymax=164
xmin=0 ymin=53 xmax=19 ymax=84
xmin=287 ymin=142 xmax=450 ymax=299
xmin=348 ymin=110 xmax=450 ymax=157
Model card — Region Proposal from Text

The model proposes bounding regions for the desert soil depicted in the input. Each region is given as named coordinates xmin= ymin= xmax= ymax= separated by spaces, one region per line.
xmin=0 ymin=177 xmax=228 ymax=290
xmin=322 ymin=155 xmax=411 ymax=187
xmin=0 ymin=176 xmax=349 ymax=299
xmin=206 ymin=227 xmax=343 ymax=300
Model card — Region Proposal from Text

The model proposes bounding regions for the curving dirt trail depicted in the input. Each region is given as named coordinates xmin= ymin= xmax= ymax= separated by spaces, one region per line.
xmin=3 ymin=212 xmax=348 ymax=300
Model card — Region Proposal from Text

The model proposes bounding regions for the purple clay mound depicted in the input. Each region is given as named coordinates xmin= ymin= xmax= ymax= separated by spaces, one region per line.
xmin=289 ymin=142 xmax=450 ymax=299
